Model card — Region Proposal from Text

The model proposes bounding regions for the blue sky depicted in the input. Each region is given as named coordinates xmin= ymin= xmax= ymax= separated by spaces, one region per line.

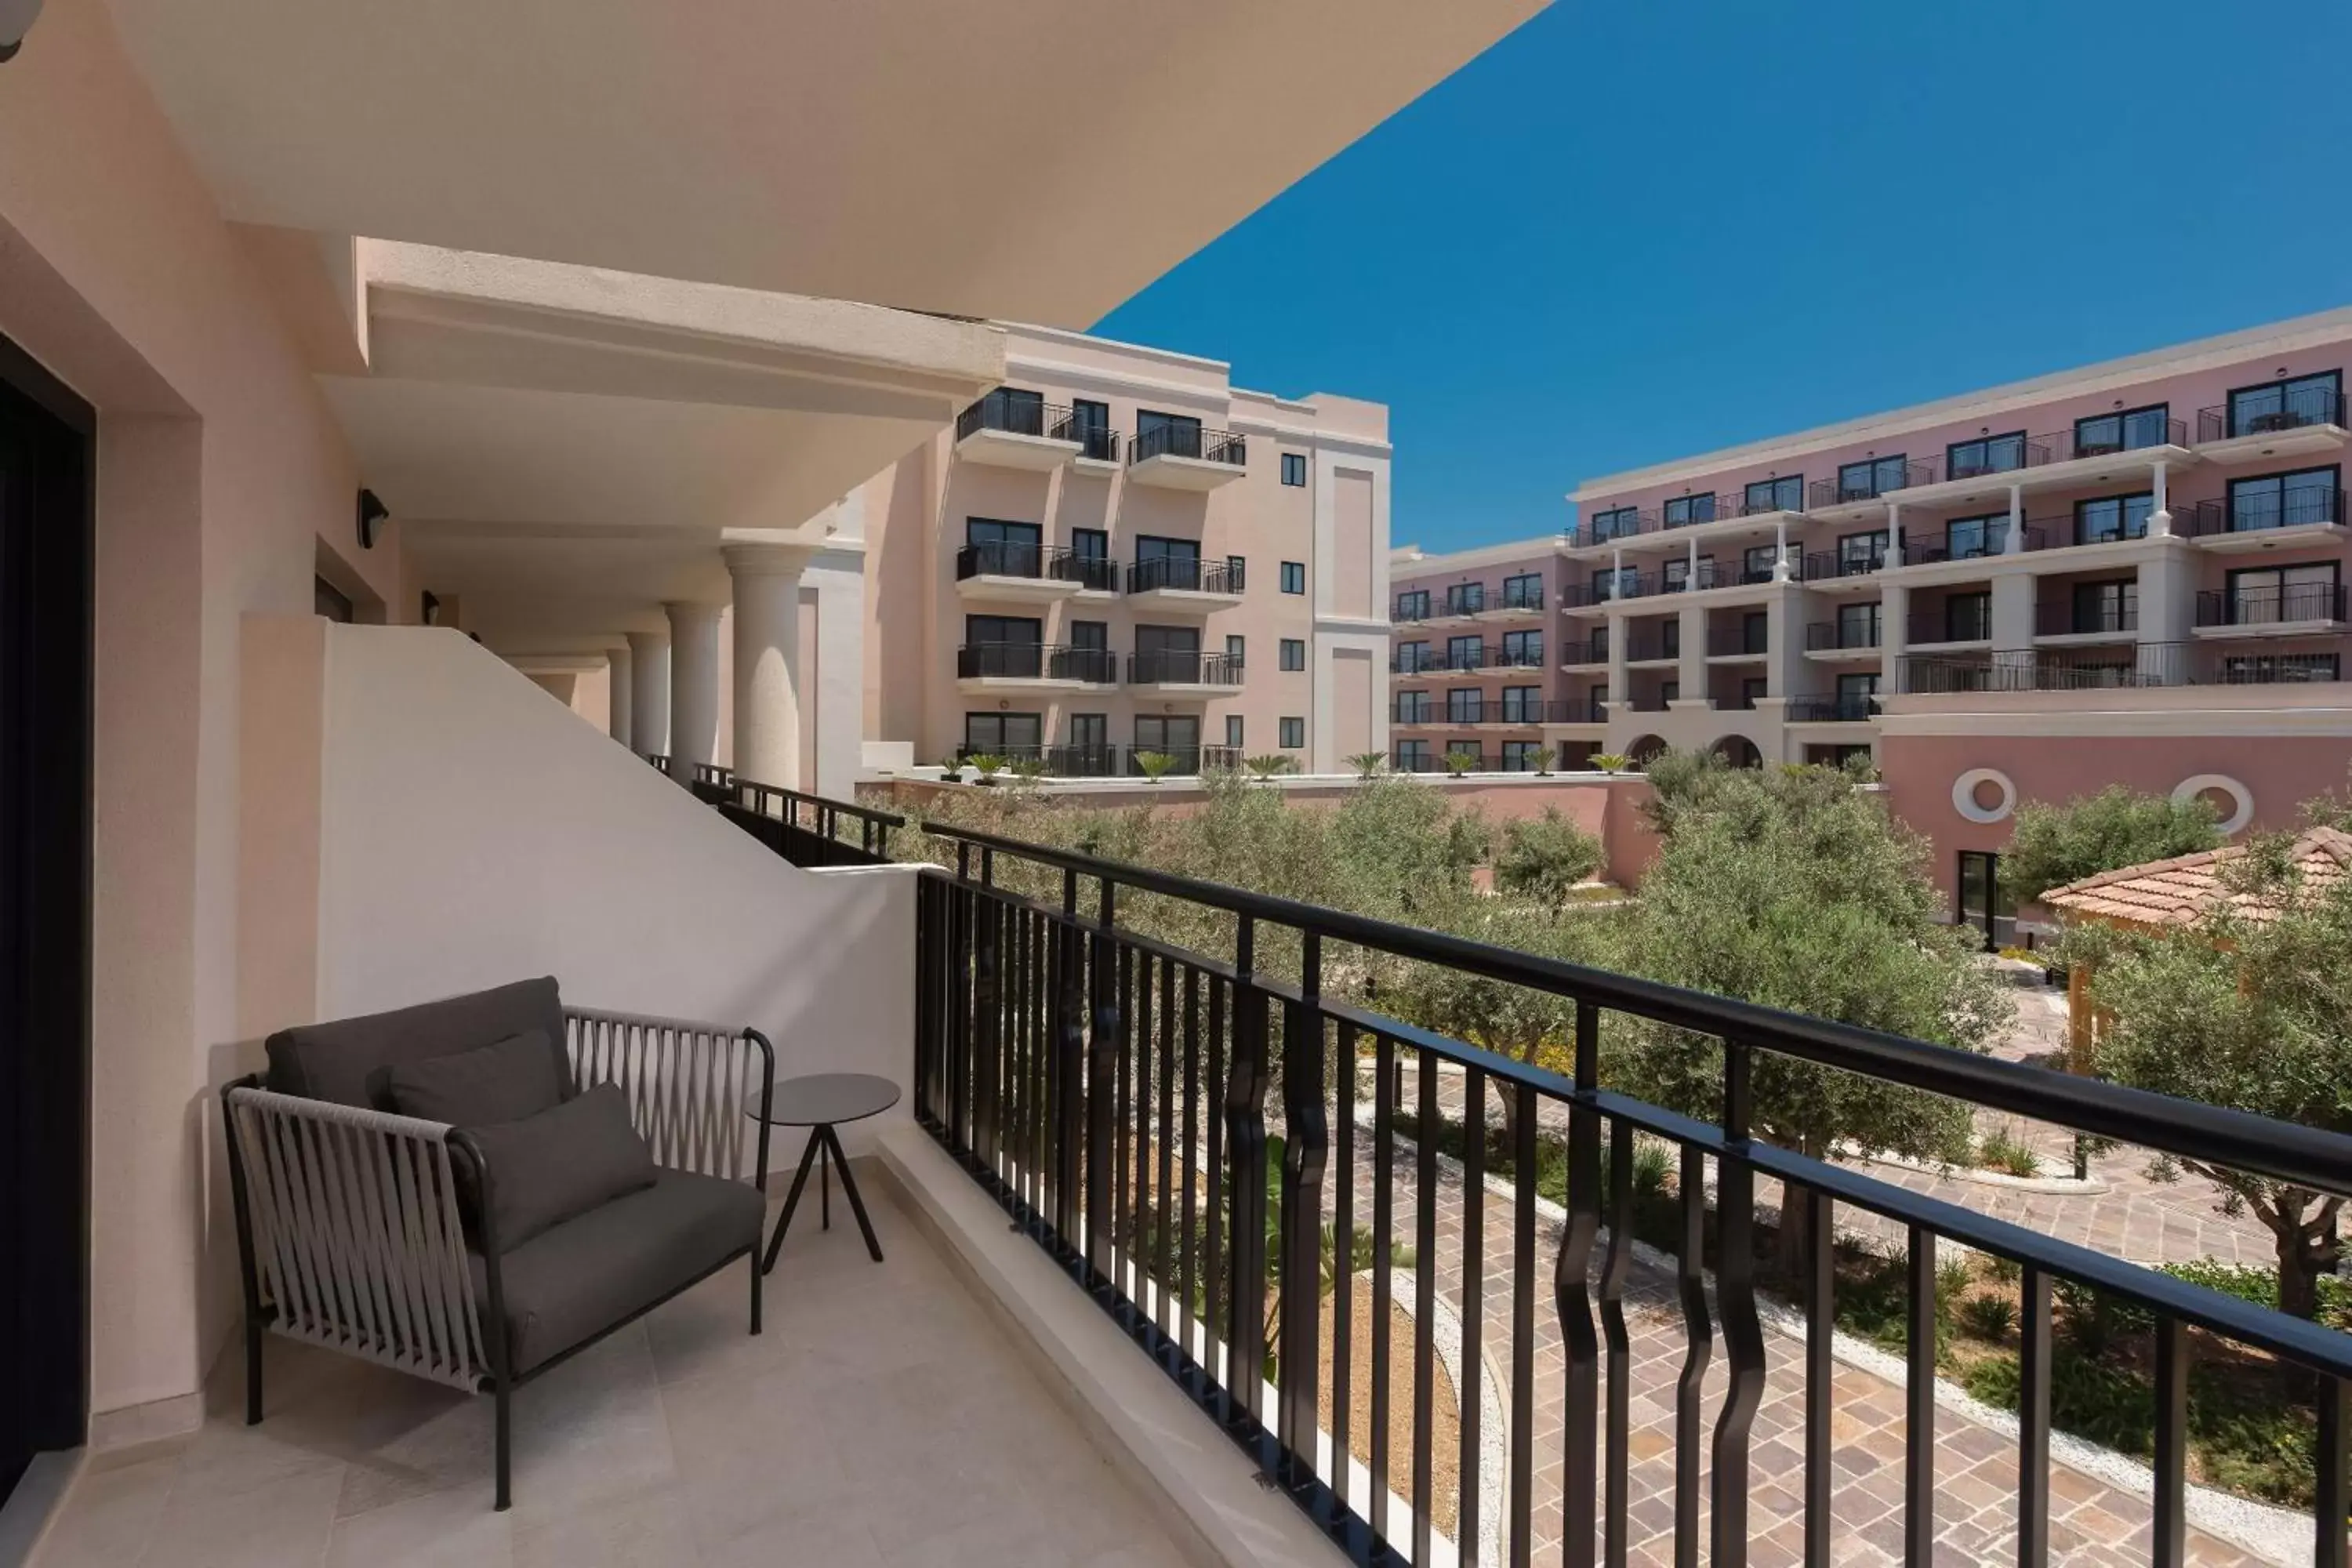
xmin=1094 ymin=0 xmax=2352 ymax=555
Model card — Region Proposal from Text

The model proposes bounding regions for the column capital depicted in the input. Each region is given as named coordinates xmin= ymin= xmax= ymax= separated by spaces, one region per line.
xmin=721 ymin=541 xmax=819 ymax=579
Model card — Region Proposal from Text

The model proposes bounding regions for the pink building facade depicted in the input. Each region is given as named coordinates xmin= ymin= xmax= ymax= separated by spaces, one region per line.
xmin=1388 ymin=539 xmax=1594 ymax=770
xmin=859 ymin=325 xmax=1393 ymax=777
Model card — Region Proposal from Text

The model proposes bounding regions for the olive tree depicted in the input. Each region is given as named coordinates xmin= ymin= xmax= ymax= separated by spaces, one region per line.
xmin=1492 ymin=807 xmax=1606 ymax=909
xmin=1999 ymin=784 xmax=2221 ymax=906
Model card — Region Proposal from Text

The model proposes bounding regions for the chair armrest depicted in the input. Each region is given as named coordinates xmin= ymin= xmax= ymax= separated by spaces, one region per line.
xmin=561 ymin=1006 xmax=775 ymax=1188
xmin=221 ymin=1083 xmax=490 ymax=1391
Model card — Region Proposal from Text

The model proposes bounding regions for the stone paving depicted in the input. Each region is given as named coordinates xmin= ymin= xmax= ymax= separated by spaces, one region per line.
xmin=1319 ymin=1111 xmax=2270 ymax=1567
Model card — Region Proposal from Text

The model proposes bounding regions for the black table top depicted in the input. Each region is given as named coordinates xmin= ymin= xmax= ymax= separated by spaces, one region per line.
xmin=745 ymin=1071 xmax=902 ymax=1127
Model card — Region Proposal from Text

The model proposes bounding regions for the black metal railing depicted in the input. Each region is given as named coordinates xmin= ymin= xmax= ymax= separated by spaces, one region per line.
xmin=688 ymin=762 xmax=735 ymax=805
xmin=956 ymin=390 xmax=1071 ymax=442
xmin=1907 ymin=610 xmax=1989 ymax=645
xmin=1569 ymin=511 xmax=1659 ymax=548
xmin=1132 ymin=423 xmax=1247 ymax=467
xmin=1903 ymin=644 xmax=2189 ymax=693
xmin=1501 ymin=579 xmax=1548 ymax=612
xmin=1805 ymin=620 xmax=1880 ymax=652
xmin=2035 ymin=601 xmax=2136 ymax=637
xmin=1923 ymin=437 xmax=2054 ymax=485
xmin=1896 ymin=530 xmax=2030 ymax=567
xmin=1707 ymin=626 xmax=1769 ymax=658
xmin=1067 ymin=423 xmax=1120 ymax=463
xmin=956 ymin=541 xmax=1115 ymax=586
xmin=2198 ymin=393 xmax=2349 ymax=444
xmin=1621 ymin=631 xmax=1674 ymax=663
xmin=1807 ymin=461 xmax=1931 ymax=509
xmin=2182 ymin=490 xmax=2347 ymax=538
xmin=957 ymin=643 xmax=1120 ymax=682
xmin=911 ymin=817 xmax=2352 ymax=1568
xmin=2196 ymin=584 xmax=2349 ymax=628
xmin=1127 ymin=651 xmax=1243 ymax=686
xmin=643 ymin=753 xmax=673 ymax=778
xmin=1392 ymin=599 xmax=1432 ymax=624
xmin=1783 ymin=694 xmax=1876 ymax=722
xmin=719 ymin=779 xmax=900 ymax=867
xmin=1442 ymin=586 xmax=1487 ymax=617
xmin=1128 ymin=557 xmax=1246 ymax=595
xmin=2054 ymin=416 xmax=2187 ymax=461
xmin=1564 ymin=631 xmax=1610 ymax=665
xmin=1392 ymin=651 xmax=1442 ymax=675
xmin=1798 ymin=549 xmax=1886 ymax=583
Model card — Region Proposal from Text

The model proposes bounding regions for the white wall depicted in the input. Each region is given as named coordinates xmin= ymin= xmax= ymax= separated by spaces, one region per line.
xmin=296 ymin=622 xmax=919 ymax=1170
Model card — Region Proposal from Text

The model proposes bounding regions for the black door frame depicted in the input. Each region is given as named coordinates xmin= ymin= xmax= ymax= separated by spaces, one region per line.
xmin=0 ymin=328 xmax=95 ymax=1506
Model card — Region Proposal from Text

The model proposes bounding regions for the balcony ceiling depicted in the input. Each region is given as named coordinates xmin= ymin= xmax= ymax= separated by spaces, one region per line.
xmin=104 ymin=0 xmax=1549 ymax=325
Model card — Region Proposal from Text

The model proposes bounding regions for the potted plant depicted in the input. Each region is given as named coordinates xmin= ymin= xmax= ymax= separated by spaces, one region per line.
xmin=1592 ymin=753 xmax=1630 ymax=775
xmin=938 ymin=755 xmax=967 ymax=784
xmin=1443 ymin=748 xmax=1481 ymax=777
xmin=1132 ymin=750 xmax=1178 ymax=782
xmin=1345 ymin=750 xmax=1387 ymax=782
xmin=1244 ymin=753 xmax=1296 ymax=782
xmin=967 ymin=753 xmax=1007 ymax=786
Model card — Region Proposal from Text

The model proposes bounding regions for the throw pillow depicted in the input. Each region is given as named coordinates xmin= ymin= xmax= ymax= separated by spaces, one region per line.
xmin=456 ymin=1082 xmax=658 ymax=1251
xmin=386 ymin=1029 xmax=565 ymax=1127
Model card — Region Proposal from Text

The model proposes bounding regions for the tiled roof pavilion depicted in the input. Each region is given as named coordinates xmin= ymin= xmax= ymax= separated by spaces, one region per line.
xmin=2042 ymin=826 xmax=2352 ymax=928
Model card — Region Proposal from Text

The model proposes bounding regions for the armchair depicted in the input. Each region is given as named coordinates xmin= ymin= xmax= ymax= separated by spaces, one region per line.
xmin=220 ymin=978 xmax=774 ymax=1511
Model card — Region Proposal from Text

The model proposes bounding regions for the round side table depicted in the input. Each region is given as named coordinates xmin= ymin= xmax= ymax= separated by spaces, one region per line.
xmin=746 ymin=1072 xmax=902 ymax=1273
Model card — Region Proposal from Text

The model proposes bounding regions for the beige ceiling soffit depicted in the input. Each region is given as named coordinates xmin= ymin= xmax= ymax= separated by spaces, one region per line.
xmin=398 ymin=519 xmax=718 ymax=544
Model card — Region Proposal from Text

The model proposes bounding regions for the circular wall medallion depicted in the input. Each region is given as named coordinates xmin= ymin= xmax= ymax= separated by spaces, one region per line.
xmin=1951 ymin=768 xmax=2016 ymax=825
xmin=2172 ymin=773 xmax=2253 ymax=835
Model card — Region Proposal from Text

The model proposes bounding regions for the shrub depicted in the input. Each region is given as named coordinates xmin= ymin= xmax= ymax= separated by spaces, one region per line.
xmin=1976 ymin=1123 xmax=2040 ymax=1178
xmin=1244 ymin=753 xmax=1296 ymax=781
xmin=2000 ymin=784 xmax=2222 ymax=905
xmin=1132 ymin=750 xmax=1178 ymax=781
xmin=1493 ymin=808 xmax=1606 ymax=909
xmin=1958 ymin=1294 xmax=2017 ymax=1341
xmin=1346 ymin=751 xmax=1388 ymax=782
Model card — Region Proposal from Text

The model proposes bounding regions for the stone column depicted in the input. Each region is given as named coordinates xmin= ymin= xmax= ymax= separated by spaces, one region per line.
xmin=724 ymin=543 xmax=816 ymax=790
xmin=1880 ymin=581 xmax=1909 ymax=692
xmin=607 ymin=645 xmax=633 ymax=745
xmin=2005 ymin=483 xmax=2025 ymax=554
xmin=624 ymin=630 xmax=669 ymax=756
xmin=2148 ymin=459 xmax=2172 ymax=535
xmin=664 ymin=601 xmax=724 ymax=774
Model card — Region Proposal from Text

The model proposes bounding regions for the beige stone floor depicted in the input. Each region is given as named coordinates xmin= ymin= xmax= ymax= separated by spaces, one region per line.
xmin=34 ymin=1185 xmax=1190 ymax=1568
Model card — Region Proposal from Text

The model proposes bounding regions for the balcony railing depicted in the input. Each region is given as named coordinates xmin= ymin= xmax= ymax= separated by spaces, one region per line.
xmin=1904 ymin=644 xmax=2197 ymax=693
xmin=1805 ymin=619 xmax=1881 ymax=651
xmin=1127 ymin=650 xmax=1243 ymax=686
xmin=717 ymin=777 xmax=902 ymax=867
xmin=2196 ymin=584 xmax=2350 ymax=628
xmin=2053 ymin=416 xmax=2187 ymax=461
xmin=2197 ymin=393 xmax=2350 ymax=444
xmin=954 ymin=541 xmax=1120 ymax=590
xmin=2035 ymin=601 xmax=2137 ymax=637
xmin=1570 ymin=510 xmax=1659 ymax=548
xmin=1798 ymin=548 xmax=1886 ymax=583
xmin=2181 ymin=489 xmax=2346 ymax=537
xmin=1784 ymin=693 xmax=1877 ymax=722
xmin=1896 ymin=528 xmax=2039 ymax=566
xmin=1707 ymin=626 xmax=1769 ymax=658
xmin=1131 ymin=423 xmax=1247 ymax=466
xmin=1565 ymin=631 xmax=1610 ymax=664
xmin=1128 ymin=557 xmax=1245 ymax=595
xmin=1807 ymin=460 xmax=1931 ymax=509
xmin=1392 ymin=599 xmax=1432 ymax=624
xmin=1908 ymin=610 xmax=1990 ymax=645
xmin=956 ymin=642 xmax=1120 ymax=682
xmin=910 ymin=818 xmax=2352 ymax=1568
xmin=955 ymin=390 xmax=1070 ymax=441
xmin=1621 ymin=632 xmax=1674 ymax=662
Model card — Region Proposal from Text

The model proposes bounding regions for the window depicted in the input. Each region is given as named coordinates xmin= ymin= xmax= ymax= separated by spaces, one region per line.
xmin=1943 ymin=514 xmax=2008 ymax=561
xmin=1065 ymin=713 xmax=1109 ymax=772
xmin=1446 ymin=634 xmax=1484 ymax=670
xmin=1279 ymin=717 xmax=1305 ymax=749
xmin=1064 ymin=619 xmax=1109 ymax=680
xmin=964 ymin=712 xmax=1041 ymax=755
xmin=1502 ymin=740 xmax=1543 ymax=771
xmin=1397 ymin=640 xmax=1433 ymax=673
xmin=1502 ymin=572 xmax=1543 ymax=609
xmin=972 ymin=387 xmax=1046 ymax=435
xmin=1836 ymin=601 xmax=1881 ymax=648
xmin=1445 ymin=582 xmax=1486 ymax=615
xmin=1136 ymin=408 xmax=1204 ymax=460
xmin=1944 ymin=592 xmax=1991 ymax=642
xmin=965 ymin=517 xmax=1044 ymax=576
xmin=2074 ymin=403 xmax=2170 ymax=458
xmin=1280 ymin=452 xmax=1308 ymax=487
xmin=1134 ymin=624 xmax=1200 ymax=683
xmin=1069 ymin=398 xmax=1114 ymax=460
xmin=1225 ymin=714 xmax=1244 ymax=748
xmin=2071 ymin=579 xmax=2137 ymax=634
xmin=1446 ymin=688 xmax=1482 ymax=724
xmin=1228 ymin=555 xmax=1247 ymax=591
xmin=1837 ymin=672 xmax=1882 ymax=701
xmin=1739 ymin=677 xmax=1767 ymax=710
xmin=1134 ymin=534 xmax=1202 ymax=592
xmin=1396 ymin=589 xmax=1430 ymax=621
xmin=1279 ymin=561 xmax=1306 ymax=594
xmin=966 ymin=613 xmax=1041 ymax=644
xmin=1279 ymin=638 xmax=1305 ymax=671
xmin=1584 ymin=627 xmax=1610 ymax=662
xmin=1835 ymin=455 xmax=1909 ymax=502
xmin=1396 ymin=690 xmax=1434 ymax=724
xmin=1663 ymin=492 xmax=1717 ymax=527
xmin=1738 ymin=610 xmax=1769 ymax=654
xmin=964 ymin=614 xmax=1044 ymax=677
xmin=1069 ymin=620 xmax=1108 ymax=650
xmin=1502 ymin=629 xmax=1543 ymax=666
xmin=2074 ymin=492 xmax=2154 ymax=545
xmin=1956 ymin=850 xmax=2017 ymax=951
xmin=1744 ymin=475 xmax=1803 ymax=514
xmin=1837 ymin=530 xmax=1888 ymax=575
xmin=1587 ymin=506 xmax=1642 ymax=543
xmin=1591 ymin=567 xmax=1628 ymax=602
xmin=1742 ymin=544 xmax=1780 ymax=582
xmin=1066 ymin=526 xmax=1111 ymax=590
xmin=1396 ymin=739 xmax=1432 ymax=772
xmin=1662 ymin=557 xmax=1692 ymax=593
xmin=2227 ymin=372 xmax=2342 ymax=439
xmin=2224 ymin=563 xmax=2340 ymax=626
xmin=1225 ymin=634 xmax=1246 ymax=666
xmin=1946 ymin=430 xmax=2029 ymax=481
xmin=2227 ymin=466 xmax=2340 ymax=532
xmin=315 ymin=576 xmax=354 ymax=622
xmin=1661 ymin=619 xmax=1682 ymax=659
xmin=1501 ymin=685 xmax=1543 ymax=723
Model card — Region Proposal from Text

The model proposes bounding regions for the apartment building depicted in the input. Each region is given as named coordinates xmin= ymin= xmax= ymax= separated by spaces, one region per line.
xmin=859 ymin=325 xmax=1394 ymax=777
xmin=1387 ymin=539 xmax=1581 ymax=771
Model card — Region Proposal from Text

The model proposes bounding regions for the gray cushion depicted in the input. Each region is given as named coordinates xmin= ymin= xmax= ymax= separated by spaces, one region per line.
xmin=460 ymin=1083 xmax=658 ymax=1251
xmin=264 ymin=978 xmax=572 ymax=1110
xmin=384 ymin=1030 xmax=564 ymax=1127
xmin=470 ymin=1168 xmax=762 ymax=1374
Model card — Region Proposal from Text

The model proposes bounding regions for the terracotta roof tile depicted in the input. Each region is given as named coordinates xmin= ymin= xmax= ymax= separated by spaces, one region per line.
xmin=2045 ymin=826 xmax=2352 ymax=927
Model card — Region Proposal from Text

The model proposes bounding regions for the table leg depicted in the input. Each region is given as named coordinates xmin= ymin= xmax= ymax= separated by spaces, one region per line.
xmin=824 ymin=1125 xmax=885 ymax=1263
xmin=760 ymin=1131 xmax=825 ymax=1276
xmin=821 ymin=1132 xmax=831 ymax=1230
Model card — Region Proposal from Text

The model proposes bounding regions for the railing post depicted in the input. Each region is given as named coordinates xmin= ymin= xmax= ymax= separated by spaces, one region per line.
xmin=1224 ymin=914 xmax=1271 ymax=1433
xmin=1711 ymin=1040 xmax=1766 ymax=1568
xmin=1052 ymin=868 xmax=1084 ymax=1246
xmin=1085 ymin=877 xmax=1120 ymax=1284
xmin=1276 ymin=932 xmax=1327 ymax=1492
xmin=972 ymin=848 xmax=1000 ymax=1174
xmin=1559 ymin=1000 xmax=1603 ymax=1568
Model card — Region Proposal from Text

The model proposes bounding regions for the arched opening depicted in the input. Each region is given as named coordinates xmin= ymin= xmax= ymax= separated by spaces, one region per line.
xmin=1626 ymin=733 xmax=1668 ymax=766
xmin=1712 ymin=735 xmax=1762 ymax=769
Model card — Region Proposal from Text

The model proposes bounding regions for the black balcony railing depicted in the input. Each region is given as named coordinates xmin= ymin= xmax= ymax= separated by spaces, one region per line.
xmin=1441 ymin=586 xmax=1487 ymax=616
xmin=1564 ymin=632 xmax=1610 ymax=665
xmin=2035 ymin=601 xmax=2136 ymax=637
xmin=1707 ymin=626 xmax=1769 ymax=658
xmin=1896 ymin=532 xmax=2022 ymax=568
xmin=1805 ymin=619 xmax=1881 ymax=652
xmin=2196 ymin=583 xmax=2350 ymax=628
xmin=954 ymin=541 xmax=1119 ymax=590
xmin=2053 ymin=416 xmax=2187 ymax=461
xmin=1798 ymin=549 xmax=1886 ymax=583
xmin=1127 ymin=650 xmax=1243 ymax=686
xmin=1392 ymin=599 xmax=1432 ymax=624
xmin=717 ymin=778 xmax=901 ymax=868
xmin=2198 ymin=392 xmax=2350 ymax=444
xmin=1784 ymin=693 xmax=1877 ymax=721
xmin=1500 ymin=579 xmax=1548 ymax=612
xmin=2181 ymin=489 xmax=2346 ymax=537
xmin=1807 ymin=460 xmax=1930 ymax=509
xmin=1621 ymin=632 xmax=1672 ymax=663
xmin=1128 ymin=557 xmax=1245 ymax=595
xmin=909 ymin=810 xmax=2352 ymax=1568
xmin=1131 ymin=423 xmax=1247 ymax=466
xmin=1903 ymin=644 xmax=2192 ymax=693
xmin=1924 ymin=436 xmax=2054 ymax=485
xmin=955 ymin=389 xmax=1071 ymax=442
xmin=1907 ymin=610 xmax=1989 ymax=645
xmin=956 ymin=642 xmax=1120 ymax=682
xmin=1392 ymin=652 xmax=1441 ymax=675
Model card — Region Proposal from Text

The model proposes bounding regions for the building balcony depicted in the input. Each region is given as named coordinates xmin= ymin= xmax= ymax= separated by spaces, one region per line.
xmin=953 ymin=543 xmax=1118 ymax=601
xmin=1411 ymin=696 xmax=1566 ymax=725
xmin=1784 ymin=693 xmax=1878 ymax=722
xmin=955 ymin=641 xmax=1120 ymax=692
xmin=1124 ymin=423 xmax=1247 ymax=490
xmin=1806 ymin=459 xmax=1933 ymax=518
xmin=953 ymin=389 xmax=1106 ymax=471
xmin=2194 ymin=584 xmax=2350 ymax=635
xmin=1796 ymin=548 xmax=1888 ymax=590
xmin=1902 ymin=639 xmax=2348 ymax=691
xmin=2034 ymin=601 xmax=2137 ymax=642
xmin=1123 ymin=649 xmax=1243 ymax=691
xmin=1906 ymin=612 xmax=1991 ymax=649
xmin=1705 ymin=626 xmax=1770 ymax=660
xmin=1804 ymin=619 xmax=1882 ymax=655
xmin=1868 ymin=422 xmax=2194 ymax=514
xmin=1123 ymin=555 xmax=1245 ymax=608
xmin=2181 ymin=491 xmax=2347 ymax=553
xmin=1561 ymin=633 xmax=1610 ymax=668
xmin=2196 ymin=395 xmax=2350 ymax=463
